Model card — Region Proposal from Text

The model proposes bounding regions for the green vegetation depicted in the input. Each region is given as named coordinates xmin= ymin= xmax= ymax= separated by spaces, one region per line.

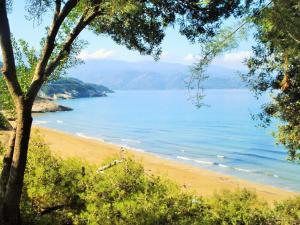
xmin=242 ymin=0 xmax=300 ymax=162
xmin=1 ymin=133 xmax=299 ymax=225
xmin=192 ymin=0 xmax=300 ymax=162
xmin=0 ymin=1 xmax=254 ymax=221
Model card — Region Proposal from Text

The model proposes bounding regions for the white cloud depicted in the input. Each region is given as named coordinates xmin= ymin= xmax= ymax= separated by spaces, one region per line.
xmin=222 ymin=51 xmax=252 ymax=63
xmin=183 ymin=54 xmax=201 ymax=63
xmin=78 ymin=49 xmax=115 ymax=60
xmin=212 ymin=51 xmax=252 ymax=69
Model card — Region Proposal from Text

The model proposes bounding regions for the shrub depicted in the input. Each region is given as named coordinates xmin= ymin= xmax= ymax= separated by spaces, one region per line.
xmin=0 ymin=132 xmax=298 ymax=224
xmin=206 ymin=189 xmax=275 ymax=225
xmin=20 ymin=132 xmax=209 ymax=225
xmin=80 ymin=158 xmax=208 ymax=225
xmin=274 ymin=197 xmax=300 ymax=225
xmin=21 ymin=132 xmax=89 ymax=224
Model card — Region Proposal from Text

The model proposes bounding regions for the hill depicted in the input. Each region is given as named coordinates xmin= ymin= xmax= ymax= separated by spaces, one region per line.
xmin=67 ymin=60 xmax=245 ymax=90
xmin=41 ymin=77 xmax=113 ymax=99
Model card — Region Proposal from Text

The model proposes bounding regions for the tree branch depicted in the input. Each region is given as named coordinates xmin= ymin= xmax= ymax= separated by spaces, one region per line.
xmin=0 ymin=1 xmax=23 ymax=105
xmin=44 ymin=8 xmax=101 ymax=78
xmin=54 ymin=0 xmax=62 ymax=21
xmin=97 ymin=160 xmax=124 ymax=173
xmin=40 ymin=204 xmax=69 ymax=215
xmin=287 ymin=30 xmax=300 ymax=44
xmin=26 ymin=0 xmax=79 ymax=102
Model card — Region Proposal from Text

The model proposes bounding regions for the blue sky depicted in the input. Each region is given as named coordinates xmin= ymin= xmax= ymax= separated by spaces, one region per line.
xmin=5 ymin=2 xmax=255 ymax=70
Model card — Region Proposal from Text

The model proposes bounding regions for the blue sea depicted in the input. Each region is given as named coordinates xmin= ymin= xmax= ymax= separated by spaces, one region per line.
xmin=33 ymin=90 xmax=300 ymax=192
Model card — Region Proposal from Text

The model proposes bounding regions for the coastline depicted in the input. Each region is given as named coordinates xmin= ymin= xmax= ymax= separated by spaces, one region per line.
xmin=32 ymin=126 xmax=297 ymax=203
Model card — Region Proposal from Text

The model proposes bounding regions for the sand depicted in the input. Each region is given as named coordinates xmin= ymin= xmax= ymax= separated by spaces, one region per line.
xmin=0 ymin=127 xmax=297 ymax=203
xmin=28 ymin=126 xmax=297 ymax=203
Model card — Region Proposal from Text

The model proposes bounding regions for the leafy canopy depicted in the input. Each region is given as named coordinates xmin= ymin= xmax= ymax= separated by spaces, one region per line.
xmin=242 ymin=0 xmax=300 ymax=162
xmin=192 ymin=0 xmax=300 ymax=162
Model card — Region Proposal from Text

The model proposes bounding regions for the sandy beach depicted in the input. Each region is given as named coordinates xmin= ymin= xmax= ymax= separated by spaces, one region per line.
xmin=0 ymin=126 xmax=297 ymax=203
xmin=21 ymin=126 xmax=296 ymax=203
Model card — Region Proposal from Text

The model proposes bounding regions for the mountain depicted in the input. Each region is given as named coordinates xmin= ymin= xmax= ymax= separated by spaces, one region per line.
xmin=41 ymin=77 xmax=113 ymax=99
xmin=67 ymin=60 xmax=246 ymax=90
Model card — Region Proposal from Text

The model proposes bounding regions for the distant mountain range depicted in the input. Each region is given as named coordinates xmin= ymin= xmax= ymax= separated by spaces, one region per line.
xmin=67 ymin=60 xmax=246 ymax=90
xmin=0 ymin=60 xmax=246 ymax=90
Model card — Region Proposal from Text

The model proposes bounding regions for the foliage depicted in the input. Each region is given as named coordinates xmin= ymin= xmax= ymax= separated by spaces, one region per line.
xmin=241 ymin=0 xmax=300 ymax=162
xmin=207 ymin=189 xmax=274 ymax=225
xmin=0 ymin=132 xmax=296 ymax=225
xmin=80 ymin=158 xmax=207 ymax=225
xmin=20 ymin=132 xmax=88 ymax=224
xmin=0 ymin=78 xmax=15 ymax=117
xmin=275 ymin=196 xmax=300 ymax=225
xmin=18 ymin=132 xmax=209 ymax=225
xmin=189 ymin=20 xmax=250 ymax=107
xmin=191 ymin=0 xmax=300 ymax=162
xmin=0 ymin=37 xmax=39 ymax=116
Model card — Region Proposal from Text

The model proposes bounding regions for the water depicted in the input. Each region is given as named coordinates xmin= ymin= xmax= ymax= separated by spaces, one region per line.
xmin=33 ymin=90 xmax=300 ymax=191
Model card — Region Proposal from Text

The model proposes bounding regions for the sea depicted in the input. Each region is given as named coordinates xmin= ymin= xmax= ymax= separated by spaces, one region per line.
xmin=33 ymin=89 xmax=300 ymax=192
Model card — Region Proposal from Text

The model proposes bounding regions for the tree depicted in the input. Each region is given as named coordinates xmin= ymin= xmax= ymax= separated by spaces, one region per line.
xmin=0 ymin=0 xmax=253 ymax=224
xmin=192 ymin=0 xmax=300 ymax=163
xmin=242 ymin=0 xmax=300 ymax=162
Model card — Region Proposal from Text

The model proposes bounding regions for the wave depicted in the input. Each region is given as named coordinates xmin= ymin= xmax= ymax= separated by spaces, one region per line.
xmin=121 ymin=138 xmax=141 ymax=144
xmin=76 ymin=133 xmax=105 ymax=142
xmin=74 ymin=133 xmax=145 ymax=152
xmin=33 ymin=120 xmax=49 ymax=125
xmin=233 ymin=152 xmax=280 ymax=162
xmin=177 ymin=156 xmax=217 ymax=166
xmin=177 ymin=156 xmax=192 ymax=161
xmin=56 ymin=120 xmax=63 ymax=123
xmin=254 ymin=170 xmax=280 ymax=178
xmin=176 ymin=155 xmax=280 ymax=179
xmin=250 ymin=147 xmax=285 ymax=155
xmin=218 ymin=164 xmax=228 ymax=168
xmin=217 ymin=155 xmax=225 ymax=159
xmin=194 ymin=159 xmax=216 ymax=165
xmin=234 ymin=167 xmax=251 ymax=173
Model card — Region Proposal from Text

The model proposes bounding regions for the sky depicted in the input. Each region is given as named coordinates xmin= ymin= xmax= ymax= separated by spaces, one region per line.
xmin=4 ymin=1 xmax=256 ymax=70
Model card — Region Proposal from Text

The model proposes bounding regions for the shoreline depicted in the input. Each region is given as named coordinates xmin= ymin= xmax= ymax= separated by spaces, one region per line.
xmin=31 ymin=126 xmax=297 ymax=203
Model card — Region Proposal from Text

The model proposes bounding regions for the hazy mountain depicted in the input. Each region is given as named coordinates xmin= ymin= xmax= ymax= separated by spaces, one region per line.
xmin=67 ymin=60 xmax=246 ymax=90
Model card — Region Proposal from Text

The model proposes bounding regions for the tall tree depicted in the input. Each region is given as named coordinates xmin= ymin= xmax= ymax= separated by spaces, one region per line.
xmin=242 ymin=0 xmax=300 ymax=162
xmin=191 ymin=0 xmax=300 ymax=163
xmin=0 ymin=0 xmax=252 ymax=224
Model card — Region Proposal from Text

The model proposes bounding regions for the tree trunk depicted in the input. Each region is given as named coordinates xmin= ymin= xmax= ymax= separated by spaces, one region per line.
xmin=0 ymin=105 xmax=33 ymax=225
xmin=0 ymin=128 xmax=16 ymax=197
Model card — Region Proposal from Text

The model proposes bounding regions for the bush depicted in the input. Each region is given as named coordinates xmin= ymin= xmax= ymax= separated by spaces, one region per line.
xmin=21 ymin=132 xmax=88 ymax=224
xmin=80 ymin=158 xmax=208 ymax=225
xmin=275 ymin=197 xmax=300 ymax=225
xmin=206 ymin=189 xmax=275 ymax=225
xmin=0 ymin=132 xmax=298 ymax=224
xmin=20 ymin=133 xmax=209 ymax=225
